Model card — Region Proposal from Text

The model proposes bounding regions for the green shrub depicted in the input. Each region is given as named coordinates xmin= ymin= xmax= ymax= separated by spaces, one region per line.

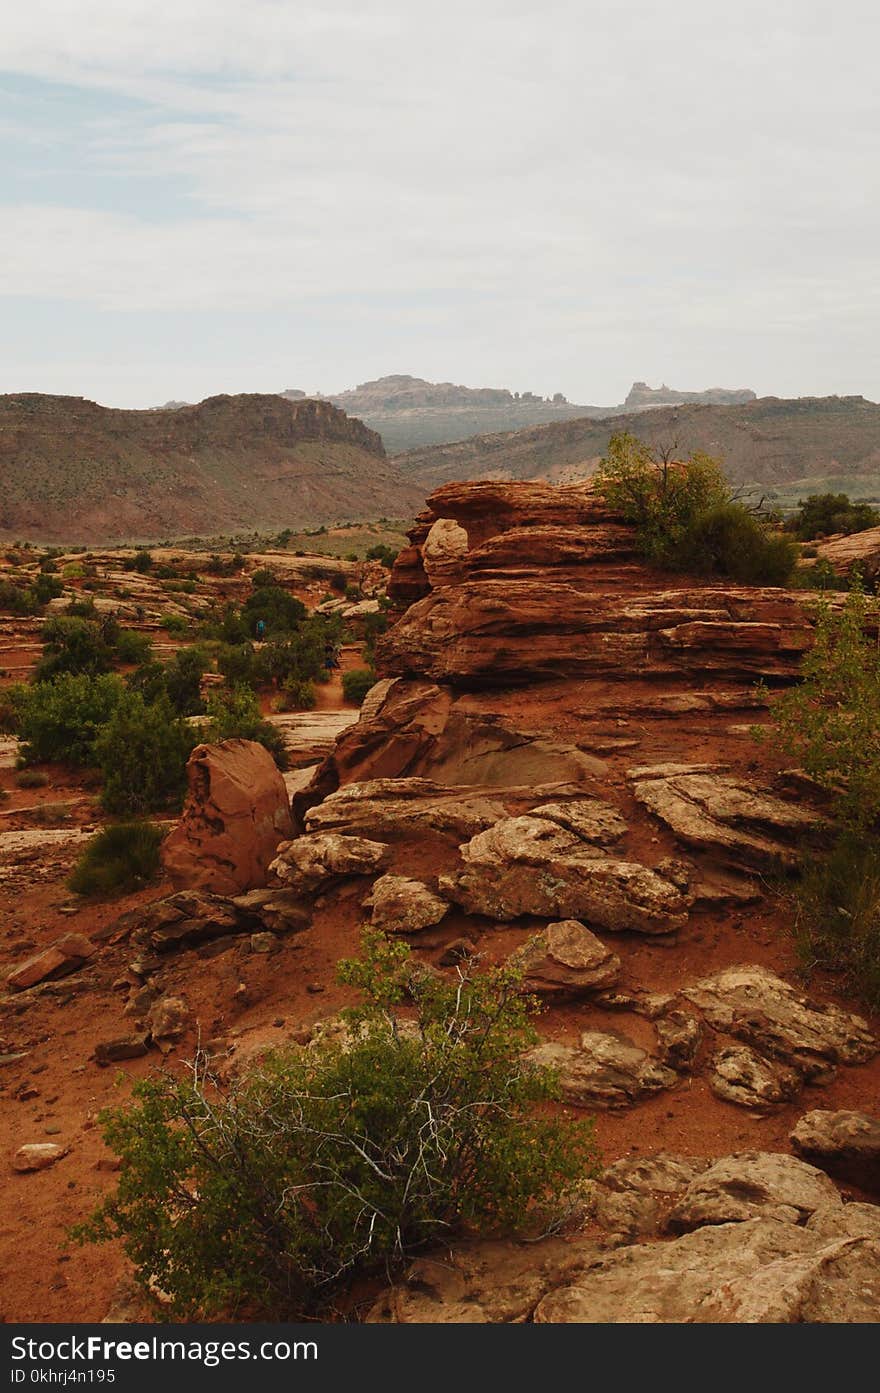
xmin=242 ymin=584 xmax=306 ymax=637
xmin=35 ymin=616 xmax=115 ymax=681
xmin=789 ymin=493 xmax=880 ymax=541
xmin=68 ymin=822 xmax=164 ymax=898
xmin=790 ymin=834 xmax=880 ymax=1009
xmin=205 ymin=688 xmax=288 ymax=769
xmin=160 ymin=614 xmax=189 ymax=637
xmin=762 ymin=584 xmax=880 ymax=831
xmin=15 ymin=769 xmax=49 ymax=789
xmin=677 ymin=503 xmax=797 ymax=584
xmin=74 ymin=932 xmax=598 ymax=1319
xmin=365 ymin=543 xmax=399 ymax=568
xmin=0 ymin=581 xmax=38 ymax=616
xmin=95 ymin=694 xmax=197 ymax=814
xmin=16 ymin=673 xmax=125 ymax=766
xmin=122 ymin=550 xmax=154 ymax=573
xmin=277 ymin=678 xmax=316 ymax=711
xmin=163 ymin=648 xmax=208 ymax=716
xmin=114 ymin=629 xmax=153 ymax=665
xmin=34 ymin=573 xmax=64 ymax=605
xmin=762 ymin=583 xmax=880 ymax=1002
xmin=342 ymin=667 xmax=376 ymax=705
xmin=595 ymin=432 xmax=795 ymax=583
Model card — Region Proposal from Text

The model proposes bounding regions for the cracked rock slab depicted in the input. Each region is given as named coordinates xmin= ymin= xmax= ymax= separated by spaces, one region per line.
xmin=629 ymin=767 xmax=825 ymax=870
xmin=534 ymin=1216 xmax=880 ymax=1323
xmin=666 ymin=1152 xmax=842 ymax=1233
xmin=441 ymin=812 xmax=688 ymax=934
xmin=681 ymin=965 xmax=877 ymax=1075
xmin=709 ymin=1044 xmax=804 ymax=1110
xmin=791 ymin=1110 xmax=880 ymax=1193
xmin=529 ymin=1031 xmax=677 ymax=1109
xmin=270 ymin=832 xmax=390 ymax=894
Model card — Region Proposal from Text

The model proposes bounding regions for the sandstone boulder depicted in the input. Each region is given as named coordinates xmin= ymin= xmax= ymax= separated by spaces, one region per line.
xmin=534 ymin=1216 xmax=880 ymax=1323
xmin=666 ymin=1152 xmax=842 ymax=1233
xmin=362 ymin=874 xmax=449 ymax=933
xmin=270 ymin=832 xmax=390 ymax=894
xmin=681 ymin=965 xmax=877 ymax=1074
xmin=421 ymin=517 xmax=469 ymax=587
xmin=7 ymin=933 xmax=95 ymax=992
xmin=509 ymin=921 xmax=621 ymax=996
xmin=441 ymin=812 xmax=688 ymax=933
xmin=791 ymin=1109 xmax=880 ymax=1192
xmin=708 ymin=1044 xmax=803 ymax=1110
xmin=529 ymin=1032 xmax=677 ymax=1109
xmin=13 ymin=1143 xmax=69 ymax=1173
xmin=629 ymin=766 xmax=825 ymax=870
xmin=163 ymin=739 xmax=292 ymax=895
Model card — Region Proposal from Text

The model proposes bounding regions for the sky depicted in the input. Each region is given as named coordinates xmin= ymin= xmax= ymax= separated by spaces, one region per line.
xmin=1 ymin=0 xmax=878 ymax=409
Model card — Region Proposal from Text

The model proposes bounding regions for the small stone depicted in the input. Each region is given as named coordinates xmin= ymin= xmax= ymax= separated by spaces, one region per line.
xmin=94 ymin=1035 xmax=150 ymax=1066
xmin=13 ymin=1143 xmax=69 ymax=1173
xmin=249 ymin=932 xmax=279 ymax=953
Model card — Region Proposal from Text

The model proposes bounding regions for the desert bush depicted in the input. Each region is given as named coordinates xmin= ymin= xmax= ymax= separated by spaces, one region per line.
xmin=0 ymin=580 xmax=39 ymax=616
xmin=160 ymin=614 xmax=190 ymax=637
xmin=163 ymin=648 xmax=208 ymax=715
xmin=789 ymin=493 xmax=880 ymax=541
xmin=762 ymin=583 xmax=880 ymax=1001
xmin=365 ymin=543 xmax=399 ymax=568
xmin=122 ymin=550 xmax=154 ymax=573
xmin=114 ymin=629 xmax=153 ymax=665
xmin=15 ymin=769 xmax=49 ymax=789
xmin=68 ymin=821 xmax=164 ymax=898
xmin=35 ymin=616 xmax=115 ymax=681
xmin=763 ymin=584 xmax=880 ymax=830
xmin=595 ymin=432 xmax=796 ymax=583
xmin=34 ymin=573 xmax=64 ymax=604
xmin=15 ymin=673 xmax=125 ymax=766
xmin=73 ymin=932 xmax=598 ymax=1319
xmin=95 ymin=693 xmax=197 ymax=815
xmin=277 ymin=677 xmax=316 ymax=711
xmin=205 ymin=688 xmax=288 ymax=769
xmin=342 ymin=666 xmax=377 ymax=706
xmin=790 ymin=834 xmax=880 ymax=1009
xmin=677 ymin=503 xmax=797 ymax=584
xmin=242 ymin=584 xmax=307 ymax=637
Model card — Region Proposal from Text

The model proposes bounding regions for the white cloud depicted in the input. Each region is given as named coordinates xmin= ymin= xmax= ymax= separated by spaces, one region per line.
xmin=1 ymin=0 xmax=879 ymax=403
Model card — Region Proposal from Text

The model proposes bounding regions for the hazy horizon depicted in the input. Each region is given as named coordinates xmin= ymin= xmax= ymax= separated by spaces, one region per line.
xmin=2 ymin=1 xmax=879 ymax=409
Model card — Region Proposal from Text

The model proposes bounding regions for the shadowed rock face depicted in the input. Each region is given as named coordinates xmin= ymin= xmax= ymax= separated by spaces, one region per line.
xmin=162 ymin=739 xmax=293 ymax=896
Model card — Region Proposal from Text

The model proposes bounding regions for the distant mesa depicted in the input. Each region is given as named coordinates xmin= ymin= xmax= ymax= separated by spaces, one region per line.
xmin=0 ymin=391 xmax=422 ymax=544
xmin=624 ymin=382 xmax=757 ymax=409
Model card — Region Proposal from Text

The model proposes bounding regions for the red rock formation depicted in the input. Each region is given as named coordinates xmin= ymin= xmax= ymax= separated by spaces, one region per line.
xmin=162 ymin=739 xmax=293 ymax=895
xmin=382 ymin=480 xmax=814 ymax=688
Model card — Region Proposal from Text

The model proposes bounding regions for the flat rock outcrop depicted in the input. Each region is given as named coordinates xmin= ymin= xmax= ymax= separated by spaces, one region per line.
xmin=162 ymin=739 xmax=293 ymax=895
xmin=441 ymin=811 xmax=688 ymax=933
xmin=529 ymin=1032 xmax=677 ymax=1109
xmin=791 ymin=1110 xmax=880 ymax=1192
xmin=628 ymin=764 xmax=826 ymax=870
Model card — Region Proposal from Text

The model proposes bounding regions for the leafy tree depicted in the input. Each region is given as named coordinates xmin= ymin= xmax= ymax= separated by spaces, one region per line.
xmin=205 ymin=687 xmax=288 ymax=769
xmin=95 ymin=693 xmax=197 ymax=814
xmin=242 ymin=584 xmax=306 ymax=636
xmin=35 ymin=617 xmax=116 ymax=680
xmin=761 ymin=583 xmax=880 ymax=1003
xmin=74 ymin=933 xmax=598 ymax=1319
xmin=595 ymin=432 xmax=795 ymax=582
xmin=15 ymin=673 xmax=125 ymax=766
xmin=789 ymin=493 xmax=880 ymax=541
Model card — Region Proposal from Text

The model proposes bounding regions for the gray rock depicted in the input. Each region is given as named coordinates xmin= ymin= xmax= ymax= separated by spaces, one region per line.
xmin=529 ymin=1031 xmax=677 ymax=1109
xmin=362 ymin=874 xmax=448 ymax=934
xmin=667 ymin=1151 xmax=842 ymax=1233
xmin=708 ymin=1044 xmax=804 ymax=1109
xmin=270 ymin=832 xmax=390 ymax=894
xmin=791 ymin=1109 xmax=880 ymax=1192
xmin=509 ymin=921 xmax=621 ymax=997
xmin=682 ymin=964 xmax=876 ymax=1074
